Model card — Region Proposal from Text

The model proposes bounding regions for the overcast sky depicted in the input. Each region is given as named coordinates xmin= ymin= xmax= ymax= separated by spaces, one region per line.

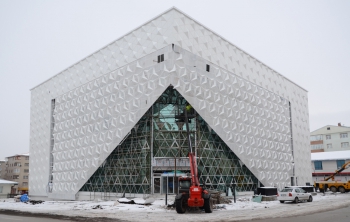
xmin=0 ymin=0 xmax=349 ymax=160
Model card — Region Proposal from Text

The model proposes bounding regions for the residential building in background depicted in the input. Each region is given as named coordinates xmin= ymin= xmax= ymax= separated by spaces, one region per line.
xmin=29 ymin=8 xmax=310 ymax=200
xmin=310 ymin=123 xmax=350 ymax=153
xmin=311 ymin=150 xmax=350 ymax=182
xmin=0 ymin=160 xmax=5 ymax=179
xmin=0 ymin=179 xmax=18 ymax=198
xmin=4 ymin=154 xmax=29 ymax=194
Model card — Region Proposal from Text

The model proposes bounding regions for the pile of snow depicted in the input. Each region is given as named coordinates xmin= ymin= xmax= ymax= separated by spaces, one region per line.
xmin=0 ymin=192 xmax=350 ymax=221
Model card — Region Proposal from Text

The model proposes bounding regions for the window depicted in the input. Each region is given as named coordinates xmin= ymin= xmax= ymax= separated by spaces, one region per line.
xmin=326 ymin=135 xmax=331 ymax=140
xmin=24 ymin=169 xmax=29 ymax=173
xmin=341 ymin=142 xmax=349 ymax=148
xmin=340 ymin=133 xmax=348 ymax=138
xmin=13 ymin=175 xmax=19 ymax=179
xmin=206 ymin=64 xmax=210 ymax=72
xmin=14 ymin=169 xmax=20 ymax=173
xmin=311 ymin=144 xmax=323 ymax=150
xmin=327 ymin=127 xmax=330 ymax=130
xmin=157 ymin=54 xmax=164 ymax=63
xmin=25 ymin=156 xmax=29 ymax=160
xmin=23 ymin=175 xmax=29 ymax=179
xmin=22 ymin=182 xmax=28 ymax=187
xmin=327 ymin=144 xmax=332 ymax=149
xmin=337 ymin=160 xmax=345 ymax=169
xmin=310 ymin=135 xmax=323 ymax=141
xmin=0 ymin=186 xmax=3 ymax=193
xmin=314 ymin=161 xmax=323 ymax=170
xmin=25 ymin=163 xmax=29 ymax=167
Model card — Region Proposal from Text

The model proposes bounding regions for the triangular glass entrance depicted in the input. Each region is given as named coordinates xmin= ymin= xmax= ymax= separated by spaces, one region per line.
xmin=80 ymin=86 xmax=259 ymax=194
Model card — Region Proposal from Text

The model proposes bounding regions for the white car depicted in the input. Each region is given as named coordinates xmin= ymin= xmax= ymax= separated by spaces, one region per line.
xmin=277 ymin=187 xmax=313 ymax=203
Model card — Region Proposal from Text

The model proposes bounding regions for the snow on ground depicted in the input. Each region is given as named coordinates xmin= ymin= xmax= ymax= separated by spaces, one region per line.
xmin=1 ymin=192 xmax=350 ymax=221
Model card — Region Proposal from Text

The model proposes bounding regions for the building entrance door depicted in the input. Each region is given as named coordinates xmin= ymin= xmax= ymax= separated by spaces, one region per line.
xmin=153 ymin=177 xmax=161 ymax=194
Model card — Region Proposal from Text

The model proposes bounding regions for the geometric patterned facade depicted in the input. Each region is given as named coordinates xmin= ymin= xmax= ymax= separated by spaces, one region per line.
xmin=29 ymin=8 xmax=311 ymax=200
xmin=79 ymin=87 xmax=260 ymax=195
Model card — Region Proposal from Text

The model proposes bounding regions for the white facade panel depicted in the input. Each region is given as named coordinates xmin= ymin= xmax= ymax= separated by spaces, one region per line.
xmin=30 ymin=8 xmax=311 ymax=199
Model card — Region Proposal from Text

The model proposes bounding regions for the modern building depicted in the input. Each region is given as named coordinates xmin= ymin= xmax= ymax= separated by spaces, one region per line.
xmin=0 ymin=160 xmax=5 ymax=179
xmin=310 ymin=124 xmax=350 ymax=153
xmin=0 ymin=179 xmax=18 ymax=198
xmin=29 ymin=8 xmax=311 ymax=200
xmin=311 ymin=150 xmax=350 ymax=182
xmin=4 ymin=154 xmax=30 ymax=194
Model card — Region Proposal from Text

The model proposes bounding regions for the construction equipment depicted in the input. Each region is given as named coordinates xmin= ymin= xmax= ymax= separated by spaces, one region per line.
xmin=175 ymin=104 xmax=213 ymax=214
xmin=314 ymin=161 xmax=350 ymax=193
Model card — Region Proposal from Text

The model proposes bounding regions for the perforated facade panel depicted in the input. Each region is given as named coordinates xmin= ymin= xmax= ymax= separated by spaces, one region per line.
xmin=30 ymin=8 xmax=311 ymax=199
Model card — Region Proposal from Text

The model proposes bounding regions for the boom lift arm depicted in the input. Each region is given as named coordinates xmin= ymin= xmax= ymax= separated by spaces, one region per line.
xmin=184 ymin=105 xmax=200 ymax=187
xmin=175 ymin=104 xmax=212 ymax=214
xmin=324 ymin=161 xmax=350 ymax=181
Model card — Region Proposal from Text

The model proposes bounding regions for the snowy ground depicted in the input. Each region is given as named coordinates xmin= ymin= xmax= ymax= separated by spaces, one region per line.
xmin=1 ymin=192 xmax=350 ymax=221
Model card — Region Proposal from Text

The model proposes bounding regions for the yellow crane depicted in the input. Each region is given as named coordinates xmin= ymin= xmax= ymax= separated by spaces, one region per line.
xmin=314 ymin=161 xmax=350 ymax=193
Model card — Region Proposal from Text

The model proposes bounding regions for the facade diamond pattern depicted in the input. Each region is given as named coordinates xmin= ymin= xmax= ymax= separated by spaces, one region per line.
xmin=80 ymin=87 xmax=259 ymax=195
xmin=30 ymin=8 xmax=310 ymax=200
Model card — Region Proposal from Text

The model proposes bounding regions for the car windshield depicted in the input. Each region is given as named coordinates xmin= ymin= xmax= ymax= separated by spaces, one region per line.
xmin=280 ymin=188 xmax=293 ymax=192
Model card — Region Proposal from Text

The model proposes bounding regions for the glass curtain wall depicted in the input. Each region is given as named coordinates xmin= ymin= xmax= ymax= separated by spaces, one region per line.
xmin=80 ymin=86 xmax=259 ymax=194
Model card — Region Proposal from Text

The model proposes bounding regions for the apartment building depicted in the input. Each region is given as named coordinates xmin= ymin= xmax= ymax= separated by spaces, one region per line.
xmin=0 ymin=160 xmax=5 ymax=179
xmin=4 ymin=154 xmax=29 ymax=194
xmin=310 ymin=123 xmax=350 ymax=153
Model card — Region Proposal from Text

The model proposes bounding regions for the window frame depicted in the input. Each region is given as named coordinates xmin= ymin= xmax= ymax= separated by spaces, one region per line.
xmin=310 ymin=135 xmax=323 ymax=141
xmin=314 ymin=161 xmax=323 ymax=170
xmin=341 ymin=142 xmax=349 ymax=148
xmin=337 ymin=160 xmax=345 ymax=169
xmin=340 ymin=133 xmax=348 ymax=138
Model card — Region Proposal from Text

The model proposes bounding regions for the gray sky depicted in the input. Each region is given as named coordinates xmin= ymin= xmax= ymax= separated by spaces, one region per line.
xmin=0 ymin=0 xmax=349 ymax=160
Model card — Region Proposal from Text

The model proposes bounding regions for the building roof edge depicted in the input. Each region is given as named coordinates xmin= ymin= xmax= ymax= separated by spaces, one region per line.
xmin=30 ymin=6 xmax=308 ymax=93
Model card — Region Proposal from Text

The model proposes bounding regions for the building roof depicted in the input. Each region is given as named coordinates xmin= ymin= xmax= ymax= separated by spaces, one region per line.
xmin=0 ymin=179 xmax=18 ymax=185
xmin=311 ymin=150 xmax=350 ymax=161
xmin=30 ymin=7 xmax=307 ymax=92
xmin=5 ymin=153 xmax=29 ymax=158
xmin=311 ymin=125 xmax=350 ymax=135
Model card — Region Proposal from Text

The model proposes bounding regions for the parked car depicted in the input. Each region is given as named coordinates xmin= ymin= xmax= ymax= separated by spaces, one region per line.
xmin=277 ymin=187 xmax=313 ymax=203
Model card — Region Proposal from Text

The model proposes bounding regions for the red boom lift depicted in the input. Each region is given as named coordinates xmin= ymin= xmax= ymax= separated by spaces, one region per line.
xmin=175 ymin=104 xmax=213 ymax=213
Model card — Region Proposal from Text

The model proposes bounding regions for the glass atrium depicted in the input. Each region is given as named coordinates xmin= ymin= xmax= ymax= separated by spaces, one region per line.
xmin=80 ymin=86 xmax=259 ymax=195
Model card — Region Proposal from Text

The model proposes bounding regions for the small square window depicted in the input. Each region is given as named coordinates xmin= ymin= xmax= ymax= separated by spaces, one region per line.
xmin=337 ymin=160 xmax=345 ymax=169
xmin=157 ymin=54 xmax=165 ymax=63
xmin=314 ymin=161 xmax=323 ymax=170
xmin=327 ymin=144 xmax=332 ymax=149
xmin=326 ymin=135 xmax=331 ymax=140
xmin=327 ymin=127 xmax=330 ymax=130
